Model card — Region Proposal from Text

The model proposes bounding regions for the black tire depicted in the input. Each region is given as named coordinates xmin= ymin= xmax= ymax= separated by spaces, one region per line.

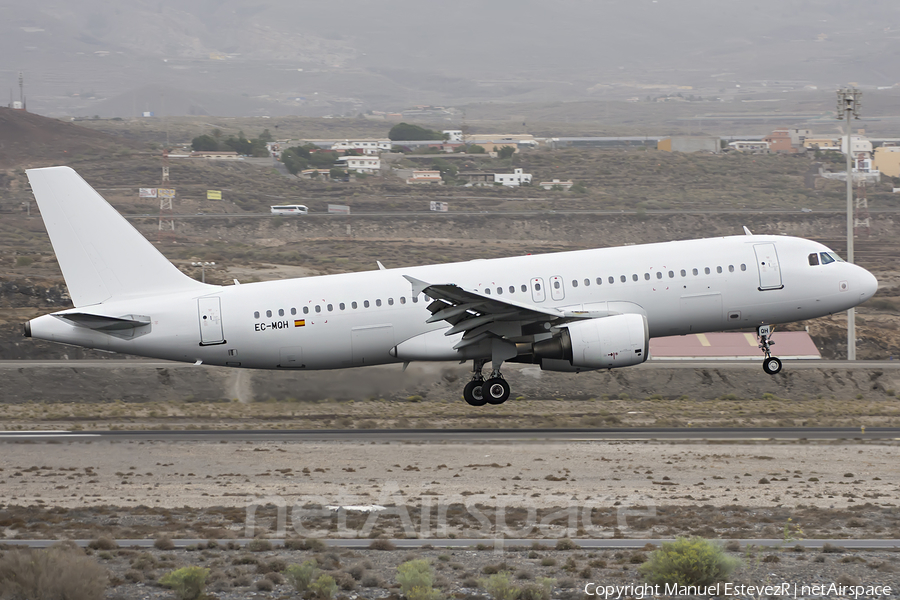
xmin=763 ymin=356 xmax=782 ymax=375
xmin=463 ymin=380 xmax=487 ymax=406
xmin=482 ymin=377 xmax=511 ymax=405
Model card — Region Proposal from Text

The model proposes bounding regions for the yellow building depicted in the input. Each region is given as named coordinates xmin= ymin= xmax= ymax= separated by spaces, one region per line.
xmin=874 ymin=146 xmax=900 ymax=177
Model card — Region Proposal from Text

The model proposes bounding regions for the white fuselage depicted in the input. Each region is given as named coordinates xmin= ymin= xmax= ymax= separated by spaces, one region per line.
xmin=28 ymin=234 xmax=877 ymax=370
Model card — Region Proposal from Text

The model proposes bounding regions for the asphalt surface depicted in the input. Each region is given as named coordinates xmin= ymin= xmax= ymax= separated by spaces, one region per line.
xmin=3 ymin=538 xmax=898 ymax=550
xmin=2 ymin=359 xmax=898 ymax=370
xmin=0 ymin=426 xmax=894 ymax=443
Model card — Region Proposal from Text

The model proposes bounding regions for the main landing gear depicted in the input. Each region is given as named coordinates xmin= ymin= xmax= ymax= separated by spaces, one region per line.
xmin=757 ymin=324 xmax=782 ymax=375
xmin=462 ymin=359 xmax=512 ymax=406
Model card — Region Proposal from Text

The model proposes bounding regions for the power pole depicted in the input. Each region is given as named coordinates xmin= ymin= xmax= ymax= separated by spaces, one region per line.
xmin=837 ymin=88 xmax=862 ymax=360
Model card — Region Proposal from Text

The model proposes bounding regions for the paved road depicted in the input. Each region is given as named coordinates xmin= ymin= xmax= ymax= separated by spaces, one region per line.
xmin=0 ymin=426 xmax=895 ymax=443
xmin=122 ymin=208 xmax=900 ymax=219
xmin=3 ymin=538 xmax=898 ymax=550
xmin=1 ymin=359 xmax=897 ymax=370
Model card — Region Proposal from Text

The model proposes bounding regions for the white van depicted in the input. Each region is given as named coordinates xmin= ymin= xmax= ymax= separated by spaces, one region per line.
xmin=270 ymin=204 xmax=309 ymax=215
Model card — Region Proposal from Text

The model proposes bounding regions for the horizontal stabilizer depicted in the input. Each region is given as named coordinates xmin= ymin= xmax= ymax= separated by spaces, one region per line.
xmin=56 ymin=313 xmax=151 ymax=331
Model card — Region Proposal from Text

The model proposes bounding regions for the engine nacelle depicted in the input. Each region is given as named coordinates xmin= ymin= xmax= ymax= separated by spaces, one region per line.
xmin=533 ymin=314 xmax=649 ymax=370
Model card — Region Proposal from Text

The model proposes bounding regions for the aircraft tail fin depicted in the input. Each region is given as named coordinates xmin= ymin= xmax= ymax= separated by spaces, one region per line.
xmin=26 ymin=166 xmax=210 ymax=307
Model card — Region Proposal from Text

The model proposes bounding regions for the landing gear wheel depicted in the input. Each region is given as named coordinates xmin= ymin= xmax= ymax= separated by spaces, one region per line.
xmin=463 ymin=380 xmax=487 ymax=406
xmin=762 ymin=356 xmax=782 ymax=375
xmin=483 ymin=377 xmax=511 ymax=405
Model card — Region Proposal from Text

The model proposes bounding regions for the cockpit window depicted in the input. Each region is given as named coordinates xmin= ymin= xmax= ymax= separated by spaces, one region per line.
xmin=808 ymin=253 xmax=819 ymax=266
xmin=820 ymin=252 xmax=835 ymax=265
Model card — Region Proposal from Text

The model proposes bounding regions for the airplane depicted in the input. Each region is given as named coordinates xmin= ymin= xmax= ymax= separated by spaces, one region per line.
xmin=23 ymin=166 xmax=878 ymax=406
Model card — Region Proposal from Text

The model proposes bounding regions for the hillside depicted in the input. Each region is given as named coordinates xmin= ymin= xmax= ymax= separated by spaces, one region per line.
xmin=0 ymin=108 xmax=146 ymax=170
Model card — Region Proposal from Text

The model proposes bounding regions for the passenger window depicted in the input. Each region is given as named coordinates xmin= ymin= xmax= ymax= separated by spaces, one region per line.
xmin=352 ymin=301 xmax=358 ymax=309
xmin=521 ymin=284 xmax=527 ymax=292
xmin=339 ymin=303 xmax=345 ymax=310
xmin=400 ymin=297 xmax=406 ymax=305
xmin=485 ymin=288 xmax=491 ymax=295
xmin=668 ymin=271 xmax=674 ymax=278
xmin=820 ymin=252 xmax=835 ymax=264
xmin=290 ymin=308 xmax=296 ymax=316
xmin=278 ymin=309 xmax=284 ymax=317
xmin=388 ymin=298 xmax=394 ymax=305
xmin=535 ymin=283 xmax=541 ymax=291
xmin=692 ymin=268 xmax=699 ymax=276
xmin=509 ymin=286 xmax=515 ymax=294
xmin=497 ymin=287 xmax=502 ymax=295
xmin=597 ymin=277 xmax=603 ymax=285
xmin=632 ymin=274 xmax=638 ymax=281
xmin=656 ymin=272 xmax=662 ymax=279
xmin=554 ymin=280 xmax=561 ymax=289
xmin=644 ymin=273 xmax=650 ymax=280
xmin=327 ymin=304 xmax=333 ymax=312
xmin=364 ymin=300 xmax=370 ymax=308
xmin=717 ymin=266 xmax=723 ymax=274
xmin=620 ymin=275 xmax=626 ymax=283
xmin=572 ymin=280 xmax=578 ymax=288
xmin=266 ymin=310 xmax=272 ymax=318
xmin=609 ymin=276 xmax=615 ymax=284
xmin=303 ymin=306 xmax=309 ymax=314
xmin=376 ymin=299 xmax=382 ymax=307
xmin=681 ymin=269 xmax=686 ymax=277
xmin=254 ymin=311 xmax=260 ymax=319
xmin=412 ymin=296 xmax=418 ymax=303
xmin=741 ymin=264 xmax=747 ymax=271
xmin=729 ymin=265 xmax=735 ymax=272
xmin=704 ymin=267 xmax=710 ymax=275
xmin=584 ymin=279 xmax=590 ymax=286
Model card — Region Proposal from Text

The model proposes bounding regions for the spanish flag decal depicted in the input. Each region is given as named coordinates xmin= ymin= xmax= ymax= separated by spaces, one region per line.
xmin=294 ymin=319 xmax=305 ymax=327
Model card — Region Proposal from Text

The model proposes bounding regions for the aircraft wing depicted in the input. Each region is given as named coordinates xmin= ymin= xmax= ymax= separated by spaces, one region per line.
xmin=404 ymin=275 xmax=621 ymax=350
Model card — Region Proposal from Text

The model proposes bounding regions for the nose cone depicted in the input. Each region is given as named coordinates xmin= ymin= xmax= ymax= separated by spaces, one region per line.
xmin=858 ymin=266 xmax=878 ymax=303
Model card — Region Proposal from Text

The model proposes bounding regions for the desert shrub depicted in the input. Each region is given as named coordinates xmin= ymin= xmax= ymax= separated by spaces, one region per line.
xmin=154 ymin=536 xmax=176 ymax=550
xmin=639 ymin=538 xmax=738 ymax=586
xmin=540 ymin=557 xmax=556 ymax=567
xmin=159 ymin=566 xmax=209 ymax=600
xmin=88 ymin=536 xmax=118 ymax=550
xmin=0 ymin=547 xmax=108 ymax=600
xmin=310 ymin=574 xmax=339 ymax=599
xmin=255 ymin=578 xmax=275 ymax=591
xmin=519 ymin=578 xmax=556 ymax=600
xmin=398 ymin=559 xmax=441 ymax=600
xmin=266 ymin=571 xmax=285 ymax=584
xmin=285 ymin=560 xmax=320 ymax=592
xmin=247 ymin=538 xmax=273 ymax=552
xmin=481 ymin=572 xmax=519 ymax=600
xmin=332 ymin=570 xmax=357 ymax=591
xmin=369 ymin=539 xmax=397 ymax=551
xmin=361 ymin=573 xmax=386 ymax=588
xmin=555 ymin=538 xmax=579 ymax=551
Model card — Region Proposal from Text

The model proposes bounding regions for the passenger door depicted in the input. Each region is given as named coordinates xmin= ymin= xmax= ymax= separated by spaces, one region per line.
xmin=198 ymin=297 xmax=225 ymax=346
xmin=753 ymin=243 xmax=783 ymax=290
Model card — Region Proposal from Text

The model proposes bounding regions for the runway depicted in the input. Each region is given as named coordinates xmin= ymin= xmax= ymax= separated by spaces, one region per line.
xmin=3 ymin=538 xmax=899 ymax=550
xmin=0 ymin=426 xmax=896 ymax=443
xmin=1 ymin=359 xmax=898 ymax=370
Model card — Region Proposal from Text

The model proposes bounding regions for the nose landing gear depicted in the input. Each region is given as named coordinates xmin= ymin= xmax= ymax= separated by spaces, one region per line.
xmin=758 ymin=325 xmax=782 ymax=375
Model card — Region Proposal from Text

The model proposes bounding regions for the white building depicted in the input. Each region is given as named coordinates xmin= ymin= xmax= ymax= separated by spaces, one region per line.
xmin=728 ymin=141 xmax=770 ymax=153
xmin=443 ymin=130 xmax=464 ymax=142
xmin=841 ymin=135 xmax=873 ymax=157
xmin=494 ymin=168 xmax=532 ymax=187
xmin=407 ymin=170 xmax=443 ymax=184
xmin=331 ymin=140 xmax=392 ymax=154
xmin=336 ymin=155 xmax=381 ymax=174
xmin=539 ymin=179 xmax=574 ymax=191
